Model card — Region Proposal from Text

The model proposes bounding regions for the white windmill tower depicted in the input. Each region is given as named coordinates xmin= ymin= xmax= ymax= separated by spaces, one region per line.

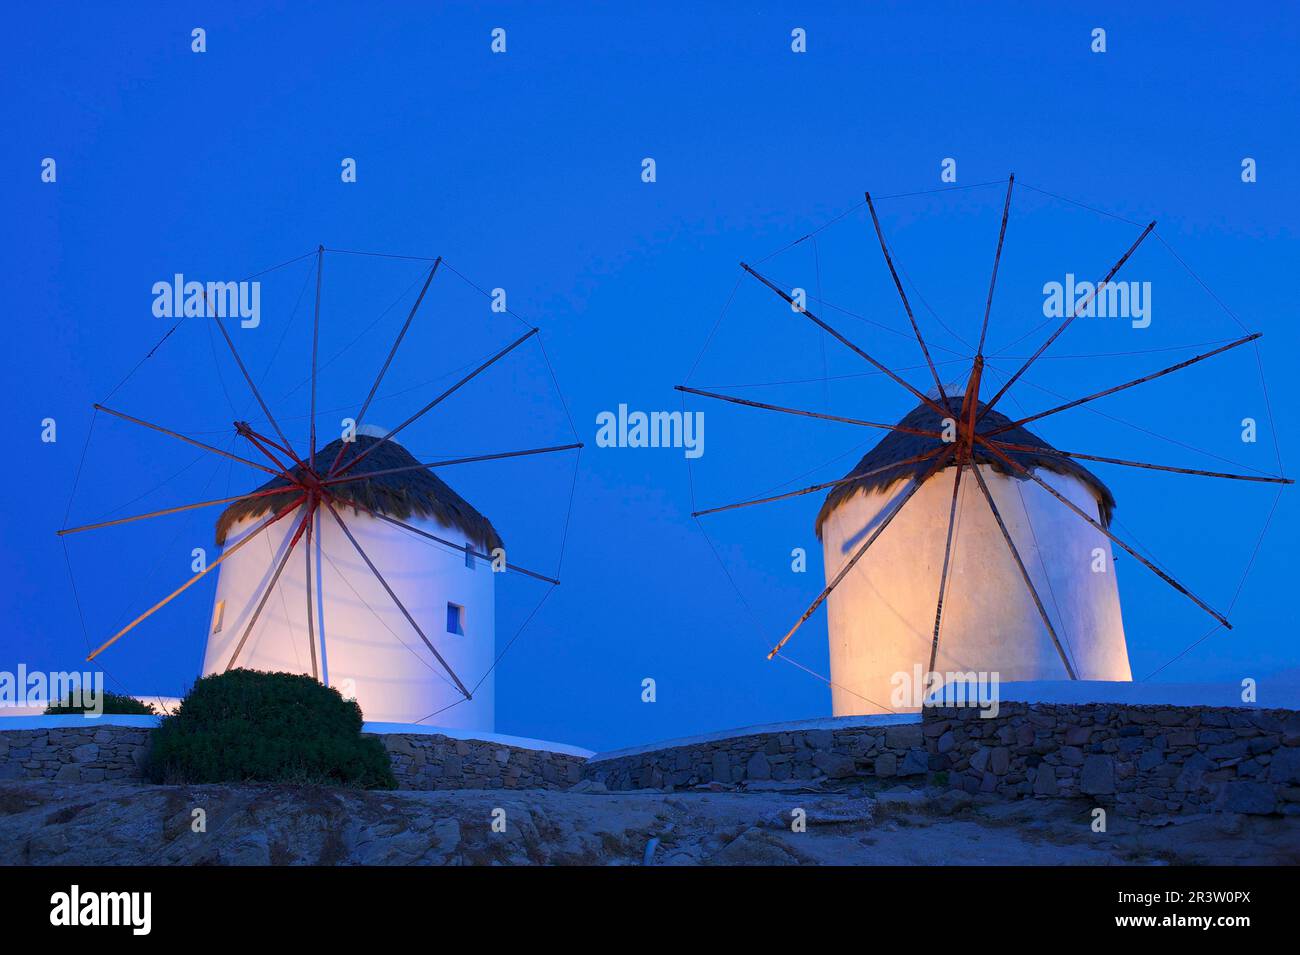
xmin=679 ymin=176 xmax=1287 ymax=716
xmin=64 ymin=248 xmax=581 ymax=729
xmin=815 ymin=388 xmax=1131 ymax=715
xmin=203 ymin=426 xmax=502 ymax=728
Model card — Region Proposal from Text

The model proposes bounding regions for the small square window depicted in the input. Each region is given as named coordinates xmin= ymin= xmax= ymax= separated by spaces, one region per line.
xmin=446 ymin=602 xmax=465 ymax=636
xmin=211 ymin=599 xmax=225 ymax=634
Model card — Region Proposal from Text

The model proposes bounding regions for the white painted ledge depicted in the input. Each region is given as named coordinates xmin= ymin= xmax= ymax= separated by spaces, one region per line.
xmin=0 ymin=714 xmax=162 ymax=730
xmin=986 ymin=680 xmax=1300 ymax=710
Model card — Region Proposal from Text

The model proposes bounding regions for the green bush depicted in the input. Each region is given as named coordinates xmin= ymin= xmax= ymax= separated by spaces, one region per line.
xmin=145 ymin=669 xmax=396 ymax=789
xmin=45 ymin=690 xmax=156 ymax=715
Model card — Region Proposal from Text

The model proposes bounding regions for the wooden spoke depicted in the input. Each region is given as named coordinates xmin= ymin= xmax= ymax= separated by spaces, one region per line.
xmin=329 ymin=256 xmax=443 ymax=476
xmin=356 ymin=257 xmax=441 ymax=428
xmin=304 ymin=503 xmax=319 ymax=681
xmin=979 ymin=219 xmax=1156 ymax=420
xmin=976 ymin=175 xmax=1015 ymax=357
xmin=693 ymin=448 xmax=946 ymax=518
xmin=323 ymin=442 xmax=583 ymax=487
xmin=224 ymin=505 xmax=314 ymax=672
xmin=984 ymin=333 xmax=1262 ymax=436
xmin=985 ymin=439 xmax=1292 ymax=485
xmin=235 ymin=422 xmax=298 ymax=477
xmin=739 ymin=262 xmax=950 ymax=419
xmin=86 ymin=495 xmax=305 ymax=661
xmin=974 ymin=435 xmax=1231 ymax=629
xmin=675 ymin=386 xmax=943 ymax=437
xmin=865 ymin=191 xmax=949 ymax=403
xmin=331 ymin=327 xmax=539 ymax=479
xmin=379 ymin=511 xmax=556 ymax=585
xmin=326 ymin=487 xmax=558 ymax=584
xmin=324 ymin=501 xmax=472 ymax=699
xmin=926 ymin=463 xmax=966 ymax=675
xmin=968 ymin=463 xmax=1077 ymax=679
xmin=309 ymin=245 xmax=324 ymax=471
xmin=58 ymin=486 xmax=293 ymax=537
xmin=211 ymin=314 xmax=307 ymax=469
xmin=767 ymin=447 xmax=956 ymax=659
xmin=94 ymin=403 xmax=280 ymax=477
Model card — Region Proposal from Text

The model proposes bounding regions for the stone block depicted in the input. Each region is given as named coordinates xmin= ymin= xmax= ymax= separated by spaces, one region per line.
xmin=1216 ymin=781 xmax=1276 ymax=815
xmin=1033 ymin=765 xmax=1058 ymax=796
xmin=885 ymin=724 xmax=923 ymax=750
xmin=1268 ymin=746 xmax=1300 ymax=785
xmin=1080 ymin=755 xmax=1116 ymax=795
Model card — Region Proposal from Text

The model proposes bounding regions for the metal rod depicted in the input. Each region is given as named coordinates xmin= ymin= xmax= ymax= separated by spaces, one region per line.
xmin=86 ymin=495 xmax=305 ymax=661
xmin=739 ymin=262 xmax=951 ymax=419
xmin=926 ymin=463 xmax=966 ymax=675
xmin=323 ymin=501 xmax=473 ymax=699
xmin=984 ymin=333 xmax=1262 ymax=436
xmin=224 ymin=505 xmax=313 ymax=671
xmin=323 ymin=442 xmax=583 ymax=487
xmin=675 ymin=386 xmax=943 ymax=438
xmin=693 ymin=448 xmax=946 ymax=517
xmin=968 ymin=462 xmax=1077 ymax=679
xmin=985 ymin=439 xmax=1293 ymax=485
xmin=768 ymin=448 xmax=956 ymax=659
xmin=865 ymin=191 xmax=948 ymax=403
xmin=979 ymin=219 xmax=1156 ymax=420
xmin=976 ymin=174 xmax=1015 ymax=357
xmin=974 ymin=435 xmax=1231 ymax=629
xmin=331 ymin=327 xmax=539 ymax=478
xmin=93 ymin=403 xmax=280 ymax=476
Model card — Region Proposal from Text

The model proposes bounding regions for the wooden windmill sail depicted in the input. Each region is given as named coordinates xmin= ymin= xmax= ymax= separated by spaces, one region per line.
xmin=681 ymin=176 xmax=1291 ymax=713
xmin=59 ymin=247 xmax=580 ymax=726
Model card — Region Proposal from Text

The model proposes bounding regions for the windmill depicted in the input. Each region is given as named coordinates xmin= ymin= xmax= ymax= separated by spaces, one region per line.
xmin=58 ymin=247 xmax=581 ymax=727
xmin=680 ymin=176 xmax=1292 ymax=714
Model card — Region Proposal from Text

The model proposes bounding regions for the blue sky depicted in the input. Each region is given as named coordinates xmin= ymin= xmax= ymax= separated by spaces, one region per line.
xmin=3 ymin=3 xmax=1297 ymax=751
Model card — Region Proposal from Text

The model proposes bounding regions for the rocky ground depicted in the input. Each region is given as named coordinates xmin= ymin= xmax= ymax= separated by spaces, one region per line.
xmin=2 ymin=778 xmax=1297 ymax=865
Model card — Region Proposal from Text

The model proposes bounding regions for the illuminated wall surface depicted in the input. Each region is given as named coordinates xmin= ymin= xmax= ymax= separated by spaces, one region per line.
xmin=821 ymin=464 xmax=1130 ymax=716
xmin=205 ymin=508 xmax=496 ymax=729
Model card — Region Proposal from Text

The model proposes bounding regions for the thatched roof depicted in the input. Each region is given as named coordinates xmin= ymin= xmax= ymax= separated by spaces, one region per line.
xmin=215 ymin=435 xmax=503 ymax=550
xmin=815 ymin=394 xmax=1115 ymax=538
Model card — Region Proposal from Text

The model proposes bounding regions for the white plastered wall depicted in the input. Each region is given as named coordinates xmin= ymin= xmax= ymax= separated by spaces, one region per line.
xmin=203 ymin=507 xmax=495 ymax=729
xmin=819 ymin=463 xmax=1131 ymax=715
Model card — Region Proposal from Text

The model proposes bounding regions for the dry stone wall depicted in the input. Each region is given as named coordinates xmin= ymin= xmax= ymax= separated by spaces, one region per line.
xmin=585 ymin=703 xmax=1300 ymax=820
xmin=0 ymin=723 xmax=586 ymax=791
xmin=4 ymin=703 xmax=1299 ymax=819
xmin=0 ymin=724 xmax=150 ymax=783
xmin=379 ymin=733 xmax=586 ymax=790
